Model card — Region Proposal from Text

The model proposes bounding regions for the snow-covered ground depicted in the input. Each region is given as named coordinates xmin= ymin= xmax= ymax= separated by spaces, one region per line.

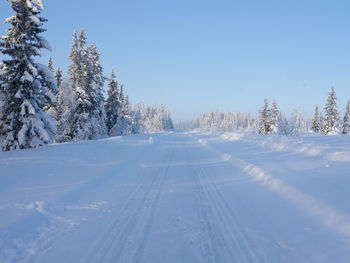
xmin=1 ymin=131 xmax=350 ymax=262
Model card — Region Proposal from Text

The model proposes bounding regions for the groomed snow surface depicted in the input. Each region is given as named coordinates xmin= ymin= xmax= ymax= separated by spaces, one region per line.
xmin=1 ymin=131 xmax=350 ymax=262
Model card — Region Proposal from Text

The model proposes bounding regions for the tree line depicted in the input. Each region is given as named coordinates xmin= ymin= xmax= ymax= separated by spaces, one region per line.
xmin=0 ymin=0 xmax=173 ymax=151
xmin=189 ymin=87 xmax=349 ymax=136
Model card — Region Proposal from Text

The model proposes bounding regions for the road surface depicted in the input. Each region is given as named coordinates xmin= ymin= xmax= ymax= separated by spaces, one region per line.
xmin=1 ymin=131 xmax=350 ymax=262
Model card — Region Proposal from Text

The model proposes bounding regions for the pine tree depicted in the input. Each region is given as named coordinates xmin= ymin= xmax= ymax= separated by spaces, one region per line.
xmin=0 ymin=0 xmax=56 ymax=151
xmin=323 ymin=87 xmax=339 ymax=135
xmin=342 ymin=100 xmax=350 ymax=135
xmin=258 ymin=98 xmax=270 ymax=134
xmin=311 ymin=104 xmax=320 ymax=133
xmin=105 ymin=69 xmax=120 ymax=133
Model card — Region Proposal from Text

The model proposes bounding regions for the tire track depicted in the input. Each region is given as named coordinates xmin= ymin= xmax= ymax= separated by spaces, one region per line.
xmin=198 ymin=166 xmax=263 ymax=262
xmin=85 ymin=149 xmax=174 ymax=263
xmin=14 ymin=140 xmax=159 ymax=263
xmin=132 ymin=150 xmax=174 ymax=263
xmin=186 ymin=146 xmax=261 ymax=263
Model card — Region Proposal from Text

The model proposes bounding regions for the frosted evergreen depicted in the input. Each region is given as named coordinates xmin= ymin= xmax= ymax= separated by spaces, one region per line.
xmin=323 ymin=87 xmax=339 ymax=135
xmin=270 ymin=99 xmax=280 ymax=134
xmin=311 ymin=105 xmax=320 ymax=133
xmin=67 ymin=29 xmax=107 ymax=141
xmin=48 ymin=56 xmax=53 ymax=72
xmin=132 ymin=102 xmax=174 ymax=134
xmin=193 ymin=110 xmax=253 ymax=132
xmin=105 ymin=69 xmax=120 ymax=134
xmin=55 ymin=66 xmax=62 ymax=89
xmin=54 ymin=78 xmax=77 ymax=142
xmin=110 ymin=85 xmax=133 ymax=136
xmin=0 ymin=0 xmax=56 ymax=151
xmin=258 ymin=98 xmax=271 ymax=135
xmin=342 ymin=100 xmax=350 ymax=135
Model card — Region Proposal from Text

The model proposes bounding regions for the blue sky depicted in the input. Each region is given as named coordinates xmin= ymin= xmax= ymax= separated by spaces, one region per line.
xmin=1 ymin=0 xmax=350 ymax=121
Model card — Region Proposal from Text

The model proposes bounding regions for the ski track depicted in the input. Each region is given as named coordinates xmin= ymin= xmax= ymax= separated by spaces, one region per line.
xmin=186 ymin=147 xmax=262 ymax=263
xmin=85 ymin=149 xmax=174 ymax=263
xmin=0 ymin=138 xmax=156 ymax=263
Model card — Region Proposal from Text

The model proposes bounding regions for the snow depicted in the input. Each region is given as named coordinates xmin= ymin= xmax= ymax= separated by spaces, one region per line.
xmin=37 ymin=36 xmax=52 ymax=51
xmin=27 ymin=63 xmax=38 ymax=76
xmin=31 ymin=46 xmax=41 ymax=56
xmin=1 ymin=131 xmax=350 ymax=262
xmin=29 ymin=15 xmax=40 ymax=26
xmin=18 ymin=124 xmax=28 ymax=146
xmin=20 ymin=71 xmax=33 ymax=83
xmin=26 ymin=0 xmax=33 ymax=9
xmin=20 ymin=100 xmax=36 ymax=116
xmin=4 ymin=16 xmax=15 ymax=25
xmin=29 ymin=0 xmax=44 ymax=12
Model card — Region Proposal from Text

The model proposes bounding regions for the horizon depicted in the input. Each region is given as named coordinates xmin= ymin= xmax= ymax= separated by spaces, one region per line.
xmin=1 ymin=0 xmax=350 ymax=121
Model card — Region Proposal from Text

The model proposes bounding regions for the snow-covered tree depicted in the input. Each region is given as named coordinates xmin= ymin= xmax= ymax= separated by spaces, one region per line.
xmin=132 ymin=102 xmax=145 ymax=134
xmin=289 ymin=109 xmax=307 ymax=134
xmin=48 ymin=56 xmax=53 ymax=72
xmin=67 ymin=29 xmax=107 ymax=141
xmin=270 ymin=99 xmax=280 ymax=134
xmin=258 ymin=98 xmax=270 ymax=135
xmin=56 ymin=66 xmax=62 ymax=89
xmin=132 ymin=102 xmax=174 ymax=134
xmin=44 ymin=56 xmax=58 ymax=117
xmin=54 ymin=77 xmax=76 ymax=142
xmin=311 ymin=104 xmax=320 ymax=133
xmin=323 ymin=87 xmax=339 ymax=135
xmin=110 ymin=85 xmax=133 ymax=136
xmin=87 ymin=43 xmax=107 ymax=138
xmin=342 ymin=100 xmax=350 ymax=135
xmin=87 ymin=39 xmax=108 ymax=138
xmin=68 ymin=30 xmax=80 ymax=88
xmin=319 ymin=112 xmax=324 ymax=134
xmin=0 ymin=0 xmax=56 ymax=151
xmin=67 ymin=29 xmax=91 ymax=140
xmin=276 ymin=114 xmax=292 ymax=136
xmin=105 ymin=69 xmax=120 ymax=134
xmin=193 ymin=110 xmax=254 ymax=132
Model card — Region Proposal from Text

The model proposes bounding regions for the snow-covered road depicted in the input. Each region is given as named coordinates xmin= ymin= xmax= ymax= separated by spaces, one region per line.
xmin=1 ymin=131 xmax=350 ymax=262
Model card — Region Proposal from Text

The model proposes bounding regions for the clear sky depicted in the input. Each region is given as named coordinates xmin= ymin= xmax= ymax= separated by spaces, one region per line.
xmin=1 ymin=0 xmax=350 ymax=121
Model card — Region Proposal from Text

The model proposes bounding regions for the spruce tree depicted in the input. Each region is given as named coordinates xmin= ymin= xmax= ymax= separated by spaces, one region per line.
xmin=67 ymin=29 xmax=91 ymax=140
xmin=258 ymin=98 xmax=270 ymax=135
xmin=56 ymin=66 xmax=62 ymax=89
xmin=45 ymin=56 xmax=57 ymax=115
xmin=55 ymin=78 xmax=76 ymax=142
xmin=319 ymin=112 xmax=324 ymax=134
xmin=87 ymin=43 xmax=107 ymax=137
xmin=48 ymin=56 xmax=53 ymax=72
xmin=270 ymin=99 xmax=280 ymax=134
xmin=67 ymin=30 xmax=80 ymax=89
xmin=67 ymin=29 xmax=107 ymax=140
xmin=342 ymin=100 xmax=350 ymax=135
xmin=105 ymin=69 xmax=120 ymax=134
xmin=311 ymin=104 xmax=320 ymax=133
xmin=111 ymin=85 xmax=133 ymax=136
xmin=0 ymin=0 xmax=56 ymax=151
xmin=323 ymin=87 xmax=339 ymax=135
